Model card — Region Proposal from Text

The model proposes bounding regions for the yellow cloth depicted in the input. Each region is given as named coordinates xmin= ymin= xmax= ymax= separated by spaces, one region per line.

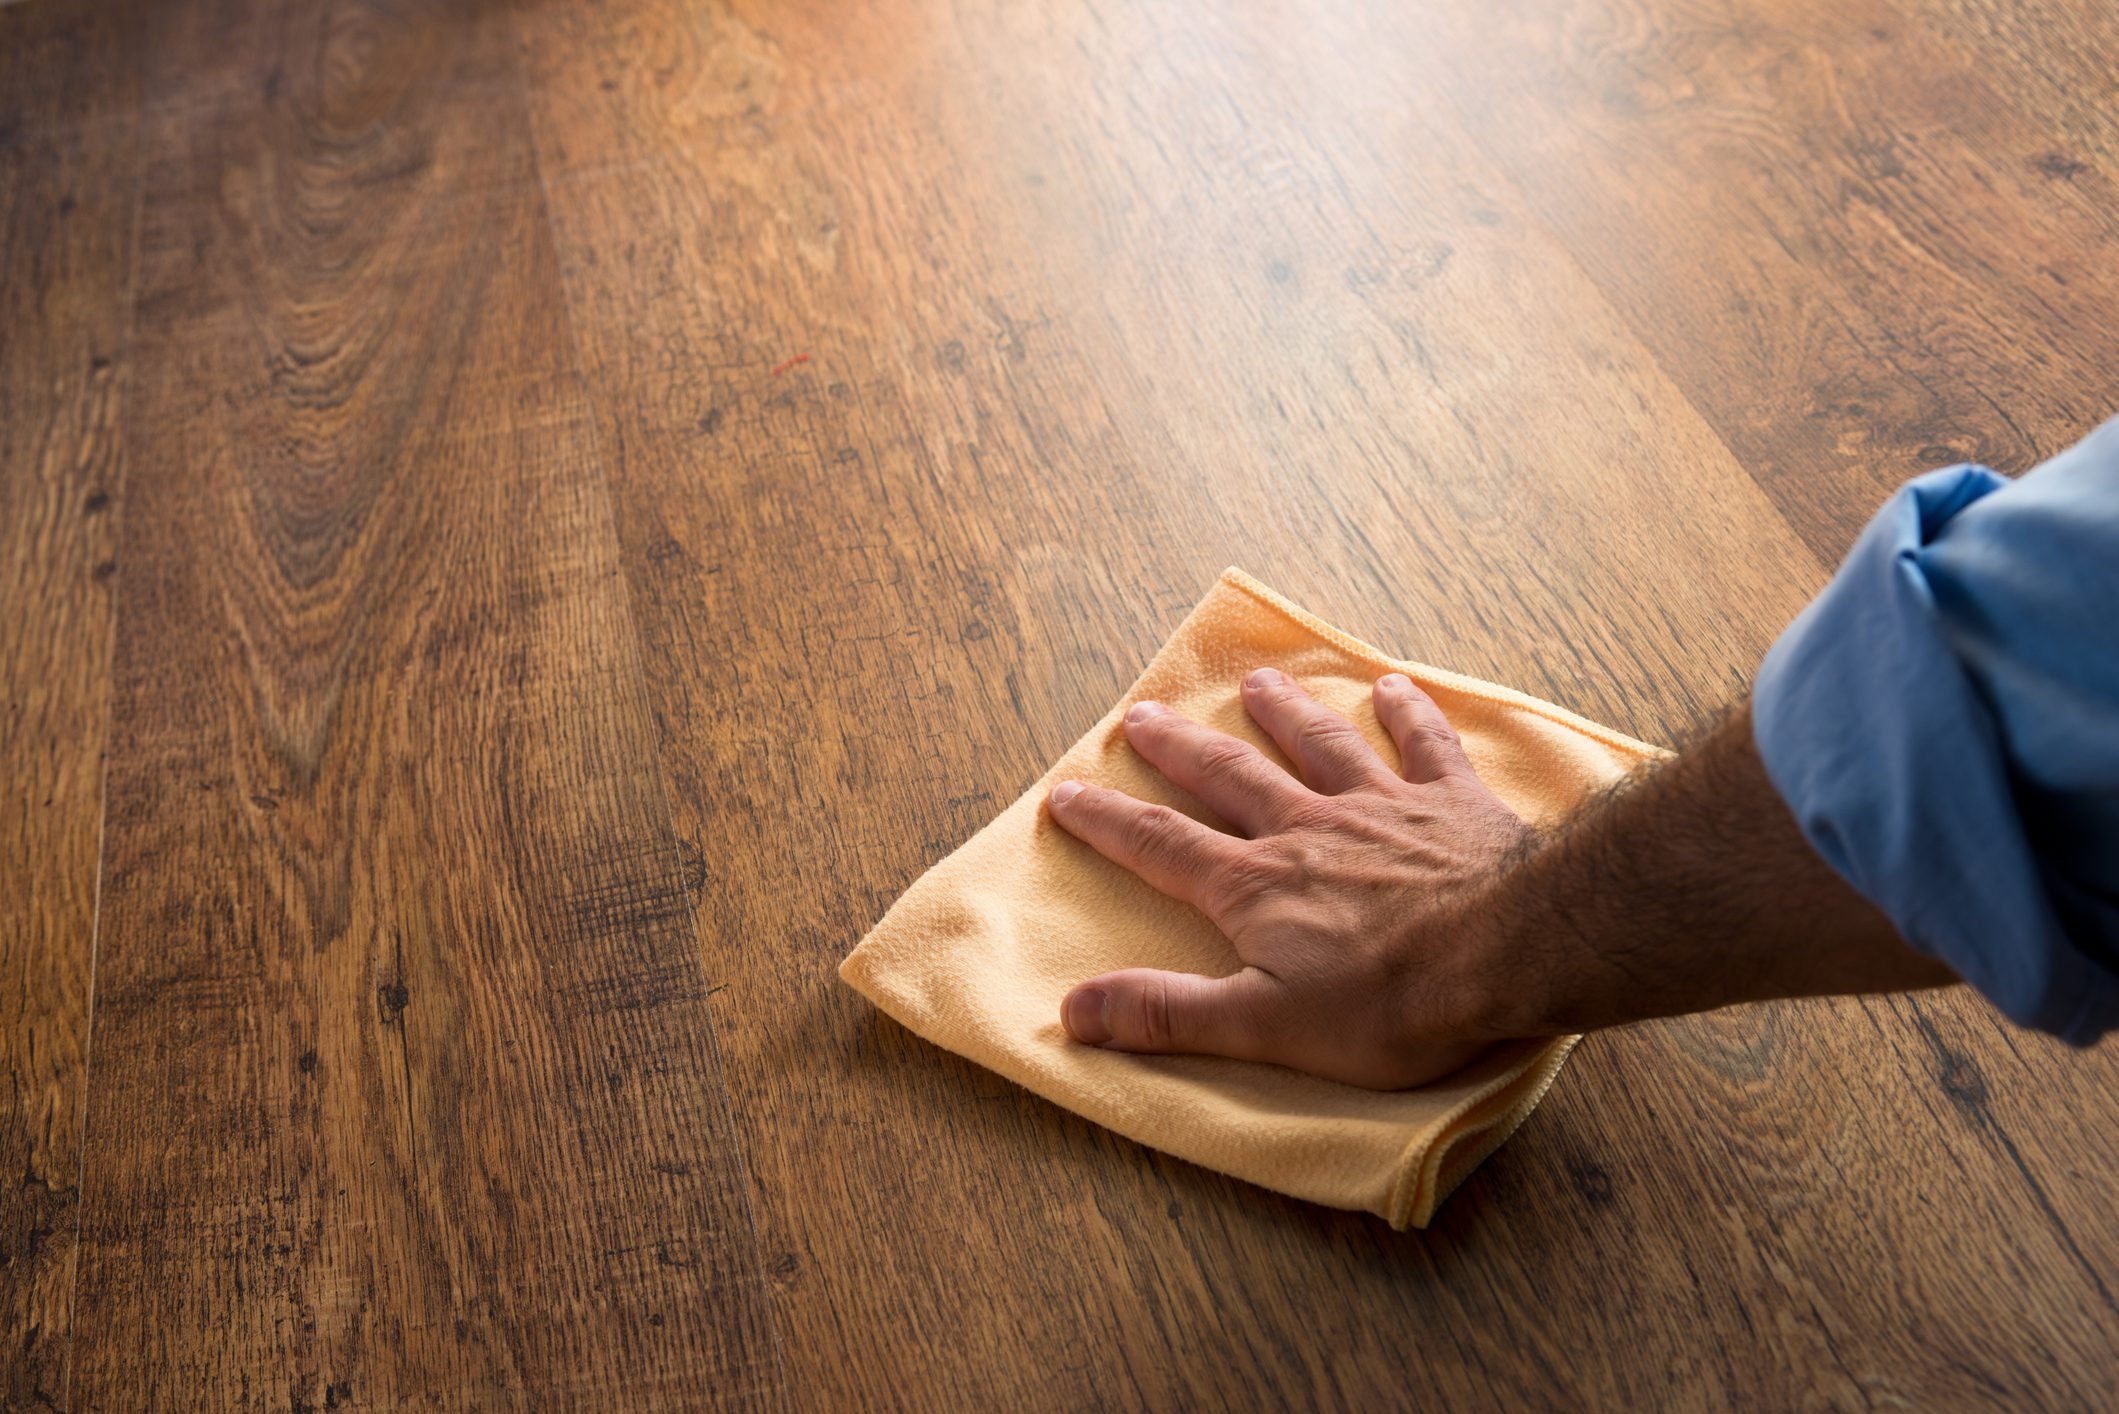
xmin=841 ymin=569 xmax=1664 ymax=1228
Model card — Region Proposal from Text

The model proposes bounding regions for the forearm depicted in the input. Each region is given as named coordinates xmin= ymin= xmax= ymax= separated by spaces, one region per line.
xmin=1472 ymin=702 xmax=1959 ymax=1038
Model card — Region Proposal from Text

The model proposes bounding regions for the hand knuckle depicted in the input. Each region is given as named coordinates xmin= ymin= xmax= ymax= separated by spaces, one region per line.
xmin=1295 ymin=713 xmax=1349 ymax=752
xmin=1138 ymin=976 xmax=1179 ymax=1048
xmin=1253 ymin=837 xmax=1319 ymax=890
xmin=1406 ymin=720 xmax=1462 ymax=755
xmin=1211 ymin=847 xmax=1281 ymax=912
xmin=1129 ymin=803 xmax=1184 ymax=854
xmin=1281 ymin=797 xmax=1344 ymax=835
xmin=1197 ymin=737 xmax=1255 ymax=779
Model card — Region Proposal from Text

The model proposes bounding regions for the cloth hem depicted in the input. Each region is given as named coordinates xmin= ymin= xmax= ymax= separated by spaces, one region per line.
xmin=1385 ymin=1036 xmax=1580 ymax=1229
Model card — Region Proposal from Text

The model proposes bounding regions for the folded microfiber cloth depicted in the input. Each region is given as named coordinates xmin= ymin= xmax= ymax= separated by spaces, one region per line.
xmin=841 ymin=568 xmax=1665 ymax=1228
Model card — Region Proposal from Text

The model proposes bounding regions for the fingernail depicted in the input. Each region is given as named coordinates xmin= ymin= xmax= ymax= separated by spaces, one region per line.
xmin=1245 ymin=666 xmax=1281 ymax=689
xmin=1065 ymin=987 xmax=1113 ymax=1045
xmin=1126 ymin=700 xmax=1165 ymax=724
xmin=1050 ymin=779 xmax=1085 ymax=806
xmin=1378 ymin=673 xmax=1411 ymax=691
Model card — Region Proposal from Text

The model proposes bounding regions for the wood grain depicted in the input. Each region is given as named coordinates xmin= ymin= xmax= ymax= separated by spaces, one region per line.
xmin=0 ymin=0 xmax=2113 ymax=1405
xmin=514 ymin=0 xmax=2116 ymax=1408
xmin=62 ymin=0 xmax=777 ymax=1406
xmin=1910 ymin=0 xmax=2119 ymax=178
xmin=1405 ymin=0 xmax=2119 ymax=562
xmin=0 ymin=3 xmax=142 ymax=1405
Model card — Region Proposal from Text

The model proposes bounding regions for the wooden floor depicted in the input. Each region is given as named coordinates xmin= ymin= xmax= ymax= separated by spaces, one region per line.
xmin=3 ymin=0 xmax=2116 ymax=1406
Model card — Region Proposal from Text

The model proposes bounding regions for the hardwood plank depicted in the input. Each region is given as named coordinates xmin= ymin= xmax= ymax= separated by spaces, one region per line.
xmin=1909 ymin=0 xmax=2119 ymax=180
xmin=513 ymin=0 xmax=2118 ymax=1407
xmin=1406 ymin=0 xmax=2119 ymax=563
xmin=0 ymin=0 xmax=143 ymax=138
xmin=979 ymin=1 xmax=2114 ymax=1398
xmin=0 ymin=2 xmax=143 ymax=1404
xmin=1376 ymin=4 xmax=2119 ymax=1399
xmin=0 ymin=0 xmax=2102 ymax=1404
xmin=1051 ymin=5 xmax=2118 ymax=1400
xmin=66 ymin=1 xmax=779 ymax=1406
xmin=516 ymin=0 xmax=2119 ymax=1405
xmin=518 ymin=20 xmax=1240 ymax=1403
xmin=517 ymin=0 xmax=1818 ymax=744
xmin=931 ymin=0 xmax=1821 ymax=737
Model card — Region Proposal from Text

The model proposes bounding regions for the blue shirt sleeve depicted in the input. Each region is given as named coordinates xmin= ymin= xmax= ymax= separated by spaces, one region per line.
xmin=1752 ymin=416 xmax=2119 ymax=1043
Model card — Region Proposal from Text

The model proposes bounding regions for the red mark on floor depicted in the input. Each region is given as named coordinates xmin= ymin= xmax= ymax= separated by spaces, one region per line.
xmin=769 ymin=352 xmax=812 ymax=377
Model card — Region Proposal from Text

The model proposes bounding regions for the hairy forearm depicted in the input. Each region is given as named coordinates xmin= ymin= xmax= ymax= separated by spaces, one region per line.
xmin=1472 ymin=703 xmax=1959 ymax=1037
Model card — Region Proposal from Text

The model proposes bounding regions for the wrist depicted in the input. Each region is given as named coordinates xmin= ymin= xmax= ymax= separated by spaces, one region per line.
xmin=1436 ymin=836 xmax=1566 ymax=1041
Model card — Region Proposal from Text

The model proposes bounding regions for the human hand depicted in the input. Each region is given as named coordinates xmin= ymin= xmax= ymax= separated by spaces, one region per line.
xmin=1045 ymin=667 xmax=1535 ymax=1089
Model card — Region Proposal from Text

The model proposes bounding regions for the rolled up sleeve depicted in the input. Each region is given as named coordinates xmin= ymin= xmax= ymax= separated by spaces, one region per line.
xmin=1752 ymin=418 xmax=2119 ymax=1043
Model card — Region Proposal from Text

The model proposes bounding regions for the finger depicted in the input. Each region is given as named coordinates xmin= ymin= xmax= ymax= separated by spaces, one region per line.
xmin=1121 ymin=700 xmax=1308 ymax=836
xmin=1062 ymin=966 xmax=1279 ymax=1061
xmin=1372 ymin=673 xmax=1475 ymax=784
xmin=1046 ymin=779 xmax=1243 ymax=915
xmin=1240 ymin=667 xmax=1390 ymax=794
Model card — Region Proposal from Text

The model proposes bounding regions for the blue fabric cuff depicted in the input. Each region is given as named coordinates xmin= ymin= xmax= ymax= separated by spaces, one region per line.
xmin=1752 ymin=466 xmax=2116 ymax=1043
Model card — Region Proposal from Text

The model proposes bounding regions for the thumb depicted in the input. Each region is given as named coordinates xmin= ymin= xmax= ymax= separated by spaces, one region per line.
xmin=1062 ymin=968 xmax=1273 ymax=1060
